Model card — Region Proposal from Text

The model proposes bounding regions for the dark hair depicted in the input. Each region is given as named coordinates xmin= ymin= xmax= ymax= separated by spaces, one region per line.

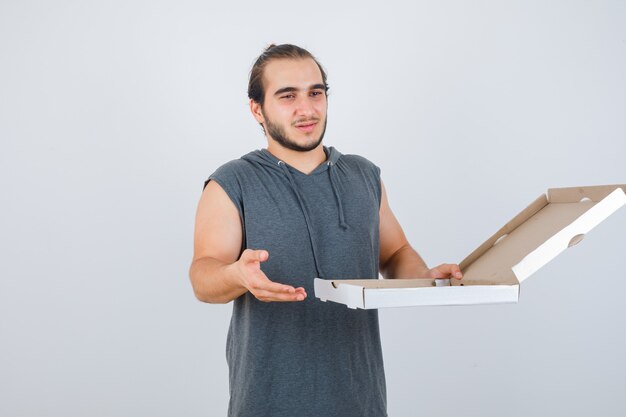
xmin=248 ymin=44 xmax=329 ymax=105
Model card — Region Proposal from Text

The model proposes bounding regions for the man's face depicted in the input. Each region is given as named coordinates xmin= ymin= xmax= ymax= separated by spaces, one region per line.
xmin=252 ymin=58 xmax=328 ymax=152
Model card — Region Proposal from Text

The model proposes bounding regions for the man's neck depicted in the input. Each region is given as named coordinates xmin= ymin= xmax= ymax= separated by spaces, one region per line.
xmin=266 ymin=142 xmax=327 ymax=175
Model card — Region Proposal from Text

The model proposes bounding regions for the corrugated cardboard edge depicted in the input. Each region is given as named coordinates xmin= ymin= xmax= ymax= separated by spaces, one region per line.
xmin=547 ymin=184 xmax=626 ymax=203
xmin=314 ymin=278 xmax=364 ymax=309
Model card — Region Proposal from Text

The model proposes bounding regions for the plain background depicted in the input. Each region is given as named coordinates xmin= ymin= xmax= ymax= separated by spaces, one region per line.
xmin=1 ymin=1 xmax=625 ymax=416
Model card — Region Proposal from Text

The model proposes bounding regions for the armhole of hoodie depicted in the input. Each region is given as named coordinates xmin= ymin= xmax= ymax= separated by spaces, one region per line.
xmin=344 ymin=154 xmax=383 ymax=210
xmin=373 ymin=164 xmax=382 ymax=208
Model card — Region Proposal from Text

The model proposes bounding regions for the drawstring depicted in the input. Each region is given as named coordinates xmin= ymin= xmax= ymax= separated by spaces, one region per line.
xmin=328 ymin=161 xmax=349 ymax=230
xmin=278 ymin=160 xmax=325 ymax=278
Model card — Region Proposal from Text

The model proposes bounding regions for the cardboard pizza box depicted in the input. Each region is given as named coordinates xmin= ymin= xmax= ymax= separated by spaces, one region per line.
xmin=314 ymin=184 xmax=626 ymax=309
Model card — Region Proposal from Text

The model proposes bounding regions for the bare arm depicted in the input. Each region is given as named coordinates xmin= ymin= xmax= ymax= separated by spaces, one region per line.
xmin=189 ymin=180 xmax=306 ymax=303
xmin=378 ymin=180 xmax=462 ymax=280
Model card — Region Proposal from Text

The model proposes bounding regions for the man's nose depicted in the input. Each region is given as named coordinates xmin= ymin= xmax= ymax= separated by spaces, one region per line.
xmin=294 ymin=96 xmax=315 ymax=117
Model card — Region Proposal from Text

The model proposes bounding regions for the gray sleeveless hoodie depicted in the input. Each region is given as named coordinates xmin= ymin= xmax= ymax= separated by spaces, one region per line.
xmin=207 ymin=146 xmax=387 ymax=417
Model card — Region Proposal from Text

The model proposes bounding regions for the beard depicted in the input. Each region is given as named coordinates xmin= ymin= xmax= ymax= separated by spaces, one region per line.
xmin=262 ymin=110 xmax=327 ymax=152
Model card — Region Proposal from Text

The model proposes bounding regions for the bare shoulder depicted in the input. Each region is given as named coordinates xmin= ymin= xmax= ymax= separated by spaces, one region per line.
xmin=193 ymin=179 xmax=243 ymax=264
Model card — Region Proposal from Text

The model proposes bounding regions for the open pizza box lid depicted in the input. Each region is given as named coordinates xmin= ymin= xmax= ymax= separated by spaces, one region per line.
xmin=314 ymin=184 xmax=626 ymax=309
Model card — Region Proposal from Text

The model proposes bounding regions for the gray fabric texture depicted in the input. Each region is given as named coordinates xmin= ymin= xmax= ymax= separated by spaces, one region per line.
xmin=207 ymin=146 xmax=387 ymax=417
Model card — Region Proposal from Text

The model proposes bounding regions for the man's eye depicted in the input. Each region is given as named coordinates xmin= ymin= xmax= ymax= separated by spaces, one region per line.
xmin=281 ymin=94 xmax=295 ymax=100
xmin=310 ymin=91 xmax=324 ymax=97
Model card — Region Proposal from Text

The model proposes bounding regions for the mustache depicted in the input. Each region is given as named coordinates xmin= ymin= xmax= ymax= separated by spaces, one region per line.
xmin=292 ymin=117 xmax=320 ymax=126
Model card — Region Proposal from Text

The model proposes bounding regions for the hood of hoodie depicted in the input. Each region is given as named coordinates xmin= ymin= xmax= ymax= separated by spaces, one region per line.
xmin=241 ymin=146 xmax=346 ymax=278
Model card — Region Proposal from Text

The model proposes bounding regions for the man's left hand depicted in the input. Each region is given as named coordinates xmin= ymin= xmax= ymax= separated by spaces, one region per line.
xmin=426 ymin=263 xmax=463 ymax=280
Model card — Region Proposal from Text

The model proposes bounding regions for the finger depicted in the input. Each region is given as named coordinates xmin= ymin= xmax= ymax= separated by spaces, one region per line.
xmin=451 ymin=264 xmax=463 ymax=280
xmin=255 ymin=288 xmax=307 ymax=302
xmin=241 ymin=248 xmax=269 ymax=264
xmin=250 ymin=278 xmax=298 ymax=296
xmin=438 ymin=263 xmax=462 ymax=279
xmin=252 ymin=283 xmax=308 ymax=302
xmin=431 ymin=264 xmax=463 ymax=279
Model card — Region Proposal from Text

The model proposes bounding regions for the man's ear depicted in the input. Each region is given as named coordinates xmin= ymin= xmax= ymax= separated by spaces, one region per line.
xmin=249 ymin=99 xmax=265 ymax=124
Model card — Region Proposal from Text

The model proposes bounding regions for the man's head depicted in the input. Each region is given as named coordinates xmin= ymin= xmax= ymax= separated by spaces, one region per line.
xmin=248 ymin=44 xmax=329 ymax=152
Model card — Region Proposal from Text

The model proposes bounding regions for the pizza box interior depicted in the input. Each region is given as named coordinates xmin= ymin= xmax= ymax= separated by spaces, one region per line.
xmin=314 ymin=184 xmax=626 ymax=309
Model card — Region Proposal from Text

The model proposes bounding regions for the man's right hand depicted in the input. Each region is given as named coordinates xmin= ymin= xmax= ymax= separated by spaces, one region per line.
xmin=235 ymin=249 xmax=307 ymax=302
xmin=190 ymin=180 xmax=306 ymax=304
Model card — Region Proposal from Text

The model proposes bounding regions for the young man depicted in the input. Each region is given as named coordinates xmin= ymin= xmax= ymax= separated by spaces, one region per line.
xmin=190 ymin=44 xmax=462 ymax=417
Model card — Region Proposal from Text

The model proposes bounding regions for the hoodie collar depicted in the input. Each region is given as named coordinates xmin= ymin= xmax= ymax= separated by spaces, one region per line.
xmin=243 ymin=146 xmax=341 ymax=175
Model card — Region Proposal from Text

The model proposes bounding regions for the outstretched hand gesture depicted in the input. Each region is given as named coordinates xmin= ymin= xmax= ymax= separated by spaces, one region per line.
xmin=235 ymin=249 xmax=307 ymax=302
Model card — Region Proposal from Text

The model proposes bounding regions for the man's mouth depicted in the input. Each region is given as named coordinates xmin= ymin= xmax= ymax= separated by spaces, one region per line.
xmin=294 ymin=120 xmax=318 ymax=133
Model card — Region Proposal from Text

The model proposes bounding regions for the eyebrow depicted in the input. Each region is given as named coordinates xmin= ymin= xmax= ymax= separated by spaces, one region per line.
xmin=273 ymin=84 xmax=327 ymax=97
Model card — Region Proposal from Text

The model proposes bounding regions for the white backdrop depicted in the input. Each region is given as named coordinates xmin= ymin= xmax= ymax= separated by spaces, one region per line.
xmin=1 ymin=1 xmax=625 ymax=416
